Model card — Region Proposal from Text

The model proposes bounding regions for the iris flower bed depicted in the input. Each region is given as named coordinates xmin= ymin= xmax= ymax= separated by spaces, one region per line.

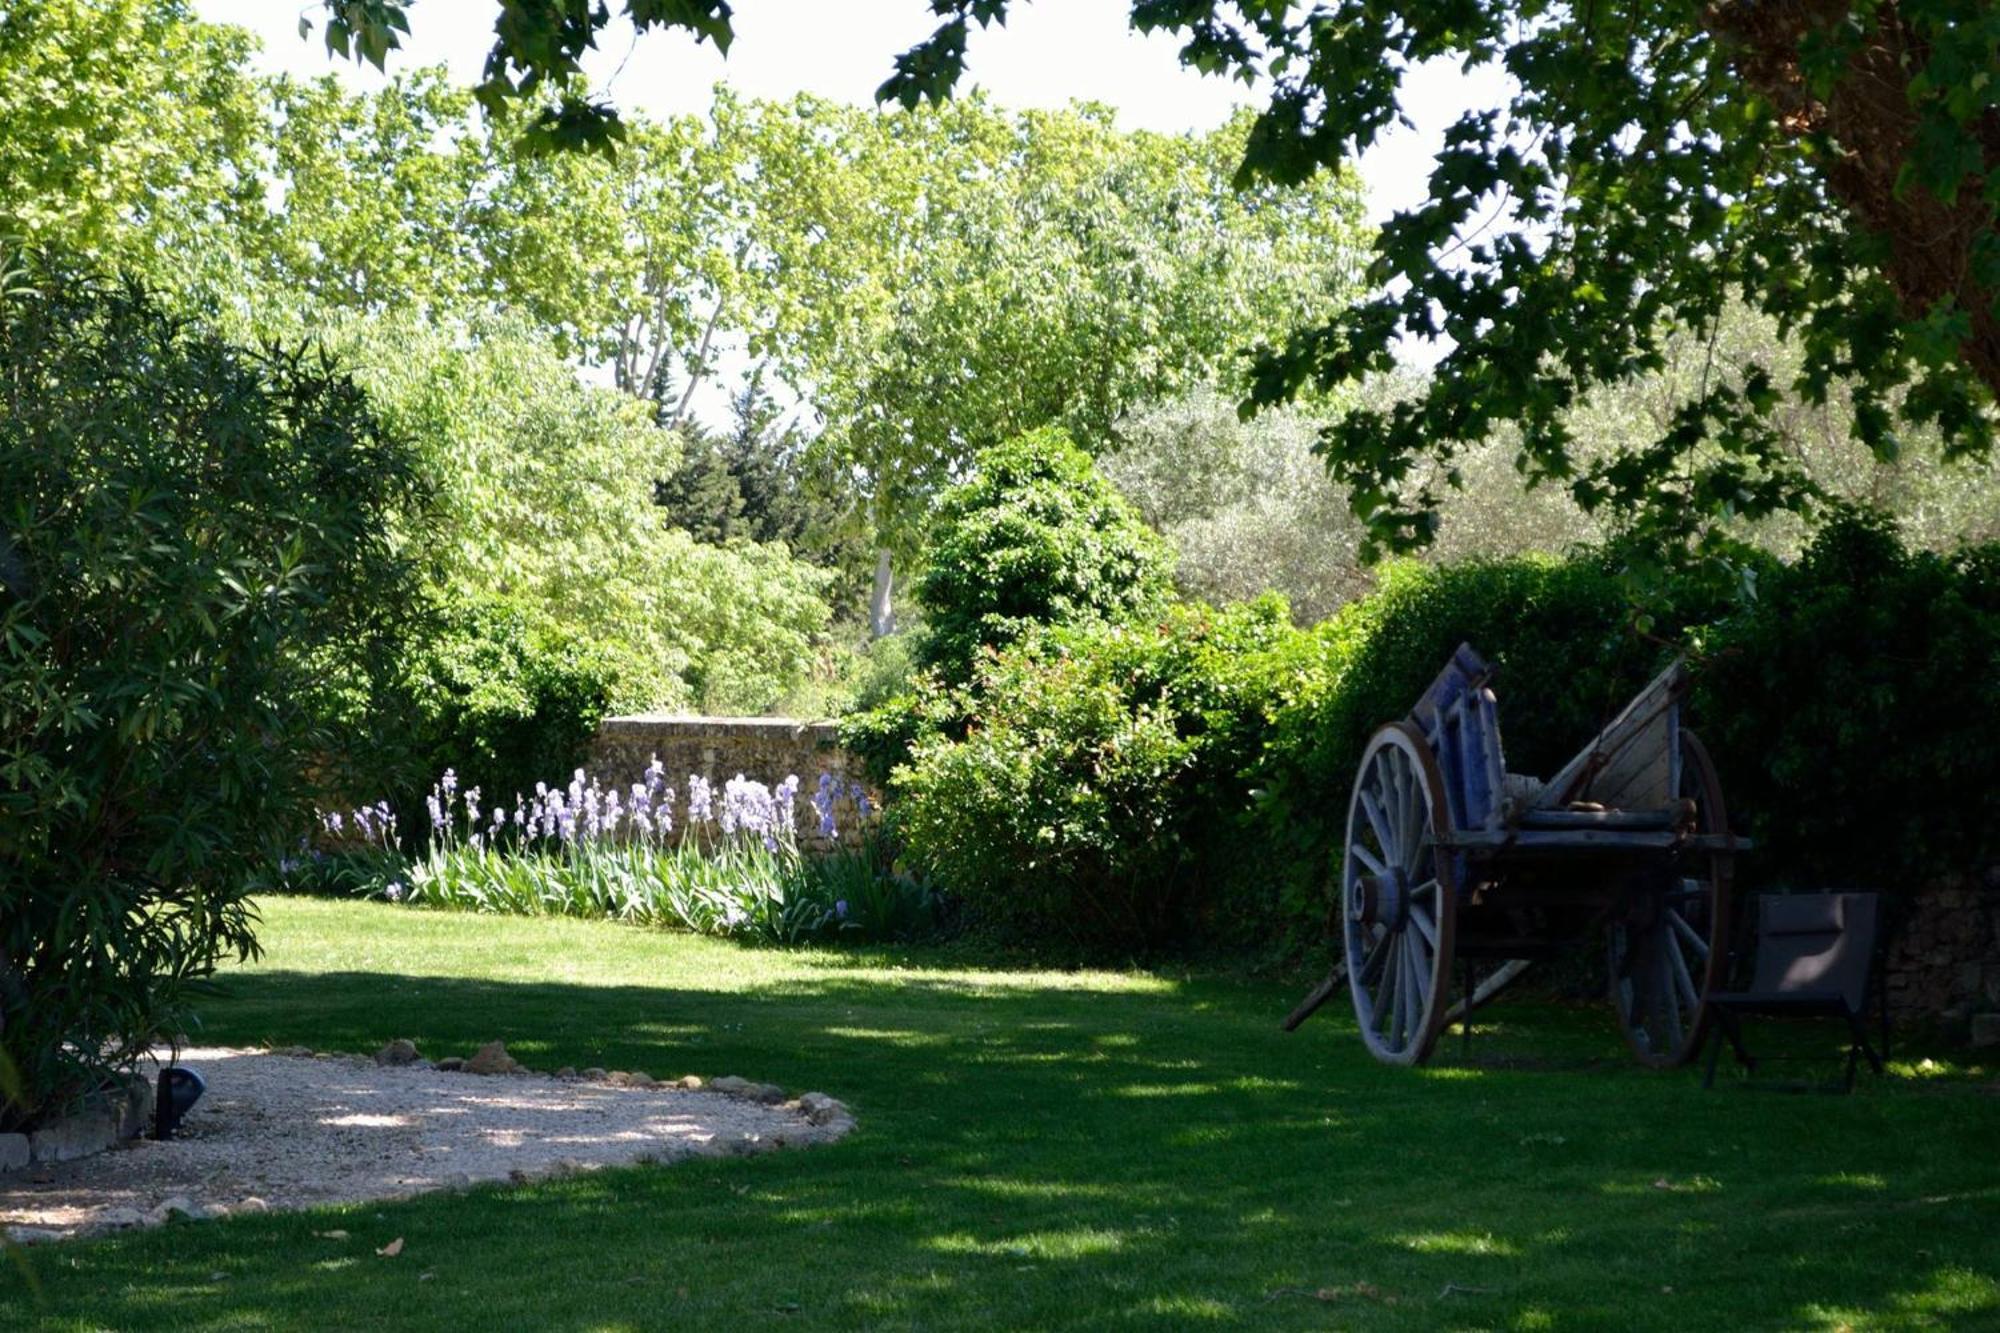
xmin=290 ymin=762 xmax=934 ymax=944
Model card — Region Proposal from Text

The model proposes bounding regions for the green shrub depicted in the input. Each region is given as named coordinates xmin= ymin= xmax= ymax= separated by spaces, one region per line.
xmin=0 ymin=260 xmax=428 ymax=1129
xmin=913 ymin=426 xmax=1173 ymax=686
xmin=396 ymin=596 xmax=628 ymax=816
xmin=895 ymin=599 xmax=1304 ymax=951
xmin=1695 ymin=511 xmax=2000 ymax=896
xmin=843 ymin=428 xmax=1175 ymax=783
xmin=891 ymin=546 xmax=1748 ymax=954
xmin=873 ymin=499 xmax=1997 ymax=958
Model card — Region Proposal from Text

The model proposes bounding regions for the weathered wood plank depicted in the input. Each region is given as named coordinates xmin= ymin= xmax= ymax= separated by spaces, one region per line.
xmin=1443 ymin=958 xmax=1535 ymax=1023
xmin=1538 ymin=660 xmax=1687 ymax=809
xmin=1282 ymin=964 xmax=1347 ymax=1032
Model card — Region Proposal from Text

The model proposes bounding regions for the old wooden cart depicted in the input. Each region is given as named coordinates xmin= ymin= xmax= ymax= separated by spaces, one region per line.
xmin=1287 ymin=644 xmax=1748 ymax=1066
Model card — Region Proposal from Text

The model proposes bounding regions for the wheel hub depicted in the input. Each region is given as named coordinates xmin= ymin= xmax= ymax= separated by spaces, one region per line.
xmin=1350 ymin=868 xmax=1408 ymax=930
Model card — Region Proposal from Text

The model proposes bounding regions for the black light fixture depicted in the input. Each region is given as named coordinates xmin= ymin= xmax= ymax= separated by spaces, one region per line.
xmin=152 ymin=1067 xmax=206 ymax=1140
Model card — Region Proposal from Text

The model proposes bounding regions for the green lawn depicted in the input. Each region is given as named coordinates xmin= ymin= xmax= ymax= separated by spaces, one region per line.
xmin=7 ymin=896 xmax=1998 ymax=1331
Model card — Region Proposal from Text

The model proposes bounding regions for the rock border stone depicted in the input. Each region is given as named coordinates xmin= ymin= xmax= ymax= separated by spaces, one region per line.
xmin=0 ymin=1077 xmax=149 ymax=1175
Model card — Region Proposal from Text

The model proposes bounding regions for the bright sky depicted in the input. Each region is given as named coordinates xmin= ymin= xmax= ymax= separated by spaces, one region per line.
xmin=194 ymin=0 xmax=1507 ymax=226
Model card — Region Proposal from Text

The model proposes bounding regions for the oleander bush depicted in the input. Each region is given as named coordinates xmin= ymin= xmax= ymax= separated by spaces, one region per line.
xmin=0 ymin=259 xmax=429 ymax=1129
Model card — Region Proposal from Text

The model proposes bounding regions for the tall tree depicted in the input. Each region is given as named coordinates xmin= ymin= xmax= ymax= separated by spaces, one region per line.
xmin=317 ymin=0 xmax=2000 ymax=557
xmin=477 ymin=93 xmax=757 ymax=411
xmin=760 ymin=99 xmax=1370 ymax=633
xmin=0 ymin=0 xmax=263 ymax=276
xmin=244 ymin=68 xmax=488 ymax=317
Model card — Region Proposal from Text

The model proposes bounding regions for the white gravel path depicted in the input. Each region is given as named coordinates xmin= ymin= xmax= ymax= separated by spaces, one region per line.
xmin=0 ymin=1047 xmax=853 ymax=1241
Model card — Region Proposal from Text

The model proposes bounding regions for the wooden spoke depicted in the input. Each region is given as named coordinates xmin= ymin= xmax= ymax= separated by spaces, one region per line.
xmin=1399 ymin=754 xmax=1425 ymax=874
xmin=1407 ymin=898 xmax=1437 ymax=951
xmin=1665 ymin=925 xmax=1700 ymax=1010
xmin=1357 ymin=927 xmax=1393 ymax=985
xmin=1666 ymin=904 xmax=1710 ymax=959
xmin=1360 ymin=787 xmax=1396 ymax=866
xmin=1404 ymin=933 xmax=1428 ymax=1019
xmin=1657 ymin=939 xmax=1685 ymax=1054
xmin=1395 ymin=939 xmax=1419 ymax=1047
xmin=1371 ymin=937 xmax=1399 ymax=1032
xmin=1389 ymin=752 xmax=1417 ymax=870
xmin=1351 ymin=841 xmax=1388 ymax=879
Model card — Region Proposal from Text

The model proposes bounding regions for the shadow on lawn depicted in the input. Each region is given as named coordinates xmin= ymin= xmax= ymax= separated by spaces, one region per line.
xmin=6 ymin=964 xmax=1999 ymax=1331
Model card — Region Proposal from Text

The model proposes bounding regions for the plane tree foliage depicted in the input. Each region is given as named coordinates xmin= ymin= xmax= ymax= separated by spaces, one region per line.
xmin=321 ymin=0 xmax=2000 ymax=556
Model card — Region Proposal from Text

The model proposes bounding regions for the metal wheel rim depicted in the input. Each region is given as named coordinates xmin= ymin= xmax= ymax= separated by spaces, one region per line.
xmin=1608 ymin=728 xmax=1734 ymax=1066
xmin=1342 ymin=722 xmax=1458 ymax=1066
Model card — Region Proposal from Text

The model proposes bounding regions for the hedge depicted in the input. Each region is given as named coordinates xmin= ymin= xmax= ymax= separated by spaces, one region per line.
xmin=885 ymin=514 xmax=1998 ymax=956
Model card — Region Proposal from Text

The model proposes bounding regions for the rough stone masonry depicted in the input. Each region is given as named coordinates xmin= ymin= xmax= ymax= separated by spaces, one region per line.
xmin=587 ymin=713 xmax=873 ymax=851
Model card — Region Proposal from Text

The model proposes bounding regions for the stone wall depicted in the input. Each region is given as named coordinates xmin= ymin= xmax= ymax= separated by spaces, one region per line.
xmin=586 ymin=714 xmax=868 ymax=851
xmin=1882 ymin=868 xmax=2000 ymax=1043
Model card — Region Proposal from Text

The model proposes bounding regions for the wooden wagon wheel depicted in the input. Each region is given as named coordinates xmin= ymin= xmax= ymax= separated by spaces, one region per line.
xmin=1342 ymin=723 xmax=1459 ymax=1066
xmin=1607 ymin=729 xmax=1735 ymax=1066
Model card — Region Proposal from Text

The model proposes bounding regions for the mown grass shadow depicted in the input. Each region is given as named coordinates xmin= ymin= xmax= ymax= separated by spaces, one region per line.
xmin=4 ymin=946 xmax=1997 ymax=1331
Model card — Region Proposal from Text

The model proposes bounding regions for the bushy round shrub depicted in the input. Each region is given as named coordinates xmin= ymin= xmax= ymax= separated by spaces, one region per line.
xmin=913 ymin=426 xmax=1173 ymax=686
xmin=0 ymin=260 xmax=428 ymax=1128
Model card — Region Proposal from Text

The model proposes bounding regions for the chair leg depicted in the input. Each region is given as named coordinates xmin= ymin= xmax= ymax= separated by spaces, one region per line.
xmin=1704 ymin=1008 xmax=1754 ymax=1088
xmin=1461 ymin=957 xmax=1475 ymax=1060
xmin=1847 ymin=1011 xmax=1884 ymax=1081
xmin=1878 ymin=979 xmax=1892 ymax=1066
xmin=1718 ymin=1008 xmax=1755 ymax=1072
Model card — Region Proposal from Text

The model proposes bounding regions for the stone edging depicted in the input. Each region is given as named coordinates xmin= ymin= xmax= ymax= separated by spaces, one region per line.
xmin=4 ymin=1041 xmax=854 ymax=1245
xmin=0 ymin=1078 xmax=148 ymax=1174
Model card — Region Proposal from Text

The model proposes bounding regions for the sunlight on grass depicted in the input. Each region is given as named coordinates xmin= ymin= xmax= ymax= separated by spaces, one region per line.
xmin=928 ymin=1228 xmax=1128 ymax=1260
xmin=1135 ymin=1293 xmax=1235 ymax=1319
xmin=1110 ymin=1081 xmax=1225 ymax=1098
xmin=1887 ymin=1056 xmax=1982 ymax=1080
xmin=1601 ymin=1174 xmax=1724 ymax=1196
xmin=1814 ymin=1172 xmax=1887 ymax=1190
xmin=818 ymin=1026 xmax=943 ymax=1046
xmin=1397 ymin=1230 xmax=1520 ymax=1257
xmin=944 ymin=1177 xmax=1131 ymax=1203
xmin=1801 ymin=1265 xmax=2000 ymax=1328
xmin=1416 ymin=1066 xmax=1486 ymax=1081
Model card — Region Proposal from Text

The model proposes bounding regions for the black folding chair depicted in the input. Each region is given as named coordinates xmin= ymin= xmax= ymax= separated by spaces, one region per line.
xmin=1702 ymin=892 xmax=1887 ymax=1092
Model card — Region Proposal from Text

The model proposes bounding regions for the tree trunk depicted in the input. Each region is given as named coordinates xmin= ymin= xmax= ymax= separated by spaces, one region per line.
xmin=869 ymin=547 xmax=896 ymax=639
xmin=1702 ymin=0 xmax=2000 ymax=399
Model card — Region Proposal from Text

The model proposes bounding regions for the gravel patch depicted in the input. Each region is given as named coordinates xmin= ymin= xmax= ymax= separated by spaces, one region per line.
xmin=1 ymin=1046 xmax=853 ymax=1242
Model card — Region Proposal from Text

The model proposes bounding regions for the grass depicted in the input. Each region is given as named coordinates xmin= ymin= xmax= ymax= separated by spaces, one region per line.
xmin=6 ymin=896 xmax=1998 ymax=1331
